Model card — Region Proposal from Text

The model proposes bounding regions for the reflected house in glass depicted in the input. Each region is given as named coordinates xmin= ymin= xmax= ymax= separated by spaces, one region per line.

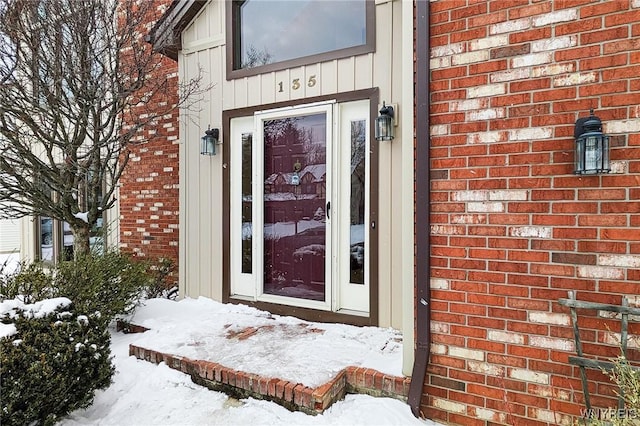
xmin=263 ymin=164 xmax=326 ymax=220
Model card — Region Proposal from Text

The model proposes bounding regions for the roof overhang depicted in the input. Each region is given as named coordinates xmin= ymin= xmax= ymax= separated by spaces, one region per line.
xmin=147 ymin=0 xmax=207 ymax=61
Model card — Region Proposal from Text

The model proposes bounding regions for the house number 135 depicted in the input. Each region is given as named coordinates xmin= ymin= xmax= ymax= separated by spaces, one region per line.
xmin=278 ymin=75 xmax=317 ymax=92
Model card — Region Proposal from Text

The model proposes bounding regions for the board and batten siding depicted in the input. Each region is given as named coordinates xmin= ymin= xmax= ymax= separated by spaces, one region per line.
xmin=177 ymin=0 xmax=412 ymax=333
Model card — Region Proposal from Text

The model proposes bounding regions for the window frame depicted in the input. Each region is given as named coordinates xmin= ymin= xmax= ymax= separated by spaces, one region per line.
xmin=35 ymin=214 xmax=106 ymax=263
xmin=34 ymin=171 xmax=106 ymax=264
xmin=225 ymin=0 xmax=375 ymax=81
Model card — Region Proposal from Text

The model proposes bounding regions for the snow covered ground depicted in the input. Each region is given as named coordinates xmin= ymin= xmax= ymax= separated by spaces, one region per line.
xmin=118 ymin=297 xmax=404 ymax=388
xmin=61 ymin=327 xmax=435 ymax=425
xmin=1 ymin=252 xmax=439 ymax=425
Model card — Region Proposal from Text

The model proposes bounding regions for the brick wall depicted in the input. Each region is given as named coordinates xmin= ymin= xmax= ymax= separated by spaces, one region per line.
xmin=426 ymin=1 xmax=640 ymax=424
xmin=119 ymin=0 xmax=180 ymax=268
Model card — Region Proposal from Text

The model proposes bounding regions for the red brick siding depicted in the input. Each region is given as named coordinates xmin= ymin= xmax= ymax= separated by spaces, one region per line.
xmin=425 ymin=1 xmax=640 ymax=424
xmin=119 ymin=0 xmax=179 ymax=267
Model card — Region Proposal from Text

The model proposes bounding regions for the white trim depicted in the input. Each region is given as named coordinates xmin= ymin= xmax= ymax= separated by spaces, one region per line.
xmin=177 ymin=53 xmax=188 ymax=299
xmin=335 ymin=100 xmax=370 ymax=314
xmin=253 ymin=100 xmax=336 ymax=116
xmin=182 ymin=36 xmax=225 ymax=54
xmin=230 ymin=116 xmax=256 ymax=299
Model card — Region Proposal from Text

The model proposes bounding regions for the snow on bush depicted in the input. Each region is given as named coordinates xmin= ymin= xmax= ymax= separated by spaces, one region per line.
xmin=0 ymin=298 xmax=114 ymax=426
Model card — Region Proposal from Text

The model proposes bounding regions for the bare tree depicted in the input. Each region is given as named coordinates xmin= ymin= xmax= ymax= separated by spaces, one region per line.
xmin=242 ymin=45 xmax=272 ymax=69
xmin=0 ymin=0 xmax=201 ymax=258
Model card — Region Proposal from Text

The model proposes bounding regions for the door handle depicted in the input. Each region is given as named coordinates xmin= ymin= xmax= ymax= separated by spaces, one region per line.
xmin=326 ymin=201 xmax=331 ymax=219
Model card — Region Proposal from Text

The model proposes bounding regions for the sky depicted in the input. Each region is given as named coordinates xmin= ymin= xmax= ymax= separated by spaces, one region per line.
xmin=1 ymin=252 xmax=439 ymax=425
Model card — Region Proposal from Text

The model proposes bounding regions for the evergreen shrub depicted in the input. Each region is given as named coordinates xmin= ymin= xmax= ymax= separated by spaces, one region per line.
xmin=0 ymin=300 xmax=114 ymax=426
xmin=0 ymin=250 xmax=154 ymax=424
xmin=53 ymin=250 xmax=150 ymax=322
xmin=0 ymin=250 xmax=151 ymax=324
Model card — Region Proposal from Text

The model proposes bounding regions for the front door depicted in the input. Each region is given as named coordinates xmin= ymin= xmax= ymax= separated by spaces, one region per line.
xmin=261 ymin=107 xmax=330 ymax=303
xmin=230 ymin=100 xmax=370 ymax=315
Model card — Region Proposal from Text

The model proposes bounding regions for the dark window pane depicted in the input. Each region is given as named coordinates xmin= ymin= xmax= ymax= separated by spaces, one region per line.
xmin=242 ymin=132 xmax=253 ymax=274
xmin=62 ymin=222 xmax=73 ymax=261
xmin=236 ymin=0 xmax=367 ymax=69
xmin=349 ymin=120 xmax=366 ymax=284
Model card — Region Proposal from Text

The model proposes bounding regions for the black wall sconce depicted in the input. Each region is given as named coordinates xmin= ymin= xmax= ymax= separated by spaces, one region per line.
xmin=201 ymin=126 xmax=220 ymax=156
xmin=574 ymin=109 xmax=610 ymax=175
xmin=375 ymin=102 xmax=395 ymax=141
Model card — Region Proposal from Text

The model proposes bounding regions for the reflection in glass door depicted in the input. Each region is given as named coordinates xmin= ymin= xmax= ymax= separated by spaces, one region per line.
xmin=262 ymin=113 xmax=327 ymax=301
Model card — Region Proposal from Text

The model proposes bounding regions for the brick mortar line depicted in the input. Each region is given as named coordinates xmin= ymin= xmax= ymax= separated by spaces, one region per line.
xmin=129 ymin=344 xmax=410 ymax=414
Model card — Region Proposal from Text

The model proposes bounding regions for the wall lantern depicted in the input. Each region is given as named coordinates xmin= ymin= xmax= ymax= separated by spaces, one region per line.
xmin=375 ymin=102 xmax=395 ymax=141
xmin=574 ymin=109 xmax=610 ymax=175
xmin=201 ymin=126 xmax=220 ymax=156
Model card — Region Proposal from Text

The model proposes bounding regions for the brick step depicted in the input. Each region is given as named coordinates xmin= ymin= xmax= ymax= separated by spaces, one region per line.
xmin=129 ymin=343 xmax=410 ymax=415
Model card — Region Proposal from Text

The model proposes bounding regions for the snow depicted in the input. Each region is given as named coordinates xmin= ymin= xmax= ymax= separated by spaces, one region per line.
xmin=0 ymin=297 xmax=72 ymax=321
xmin=73 ymin=211 xmax=89 ymax=223
xmin=264 ymin=219 xmax=324 ymax=240
xmin=0 ymin=252 xmax=20 ymax=275
xmin=62 ymin=327 xmax=433 ymax=425
xmin=124 ymin=297 xmax=403 ymax=387
xmin=59 ymin=297 xmax=440 ymax=425
xmin=0 ymin=322 xmax=16 ymax=339
xmin=293 ymin=243 xmax=325 ymax=257
xmin=0 ymin=295 xmax=72 ymax=338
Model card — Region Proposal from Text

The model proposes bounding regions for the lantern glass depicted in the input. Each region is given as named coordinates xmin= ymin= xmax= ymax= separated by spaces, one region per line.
xmin=575 ymin=132 xmax=610 ymax=174
xmin=375 ymin=103 xmax=394 ymax=141
xmin=201 ymin=128 xmax=219 ymax=156
xmin=574 ymin=111 xmax=610 ymax=175
xmin=375 ymin=114 xmax=393 ymax=141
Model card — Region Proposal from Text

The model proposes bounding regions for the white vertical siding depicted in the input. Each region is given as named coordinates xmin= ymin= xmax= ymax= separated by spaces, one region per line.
xmin=0 ymin=218 xmax=21 ymax=253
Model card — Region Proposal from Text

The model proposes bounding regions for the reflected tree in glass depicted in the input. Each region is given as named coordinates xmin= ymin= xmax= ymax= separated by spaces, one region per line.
xmin=349 ymin=120 xmax=366 ymax=284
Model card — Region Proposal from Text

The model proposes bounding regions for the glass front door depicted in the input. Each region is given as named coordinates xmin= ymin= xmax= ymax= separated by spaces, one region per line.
xmin=230 ymin=100 xmax=370 ymax=314
xmin=262 ymin=112 xmax=328 ymax=301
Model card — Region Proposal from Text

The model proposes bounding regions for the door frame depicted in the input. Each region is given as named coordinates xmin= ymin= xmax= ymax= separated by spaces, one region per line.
xmin=222 ymin=88 xmax=380 ymax=326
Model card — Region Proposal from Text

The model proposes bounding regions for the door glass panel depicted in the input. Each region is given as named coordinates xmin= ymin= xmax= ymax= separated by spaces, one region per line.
xmin=242 ymin=132 xmax=253 ymax=273
xmin=263 ymin=113 xmax=326 ymax=301
xmin=349 ymin=120 xmax=366 ymax=284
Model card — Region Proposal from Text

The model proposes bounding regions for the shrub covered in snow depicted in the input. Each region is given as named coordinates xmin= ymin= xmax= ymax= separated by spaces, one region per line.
xmin=0 ymin=298 xmax=114 ymax=426
xmin=0 ymin=250 xmax=152 ymax=324
xmin=0 ymin=251 xmax=156 ymax=423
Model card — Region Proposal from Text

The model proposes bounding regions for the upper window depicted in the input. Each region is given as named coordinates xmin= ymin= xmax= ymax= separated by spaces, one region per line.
xmin=227 ymin=0 xmax=374 ymax=79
